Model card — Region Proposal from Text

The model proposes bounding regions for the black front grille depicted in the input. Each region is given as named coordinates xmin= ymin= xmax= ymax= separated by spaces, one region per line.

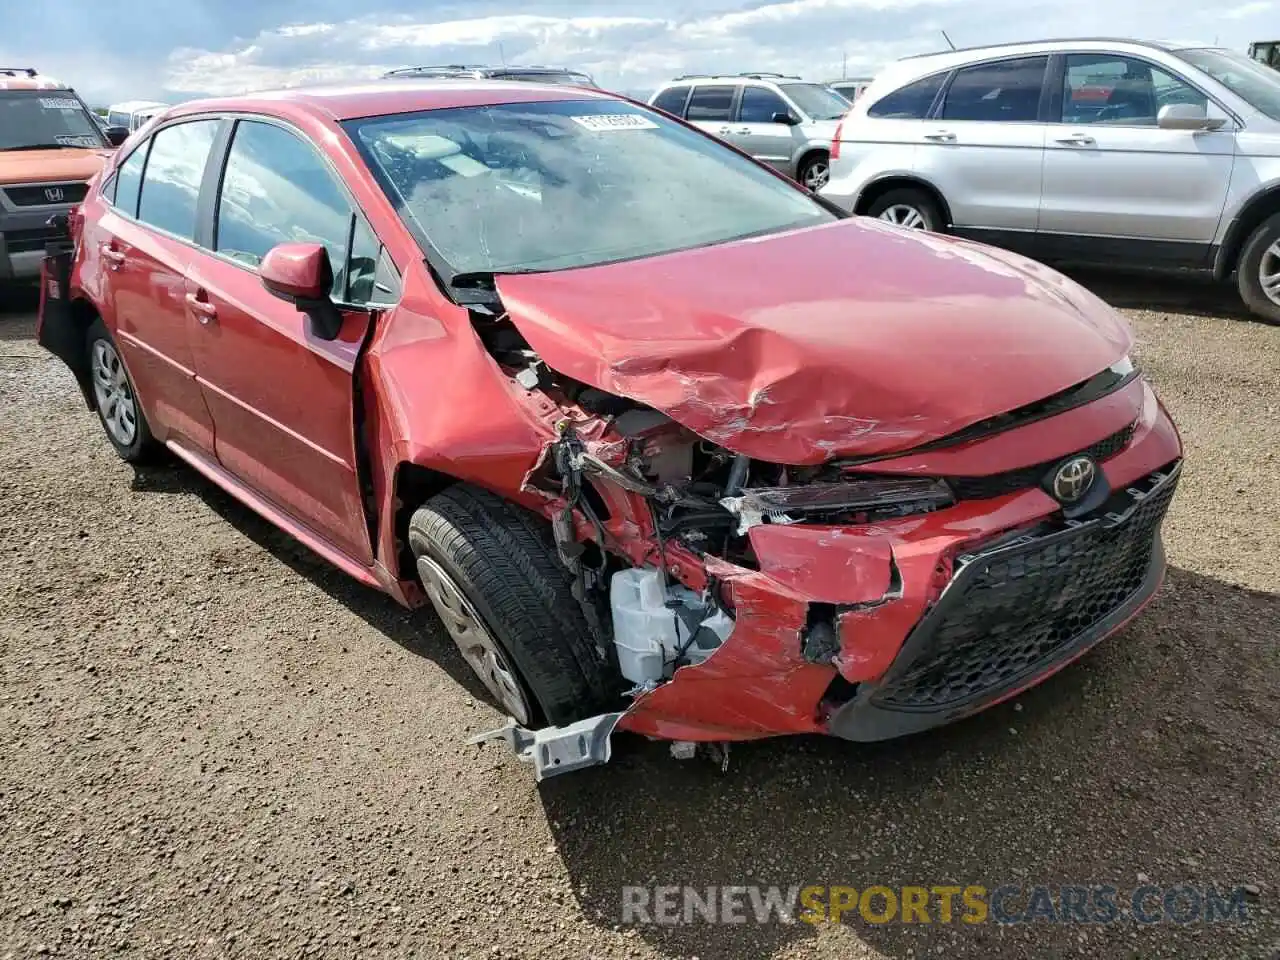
xmin=4 ymin=226 xmax=63 ymax=254
xmin=946 ymin=421 xmax=1137 ymax=501
xmin=871 ymin=463 xmax=1179 ymax=712
xmin=3 ymin=183 xmax=87 ymax=207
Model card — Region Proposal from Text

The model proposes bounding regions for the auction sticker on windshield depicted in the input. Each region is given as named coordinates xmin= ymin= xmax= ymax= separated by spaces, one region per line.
xmin=571 ymin=114 xmax=659 ymax=132
xmin=40 ymin=98 xmax=82 ymax=110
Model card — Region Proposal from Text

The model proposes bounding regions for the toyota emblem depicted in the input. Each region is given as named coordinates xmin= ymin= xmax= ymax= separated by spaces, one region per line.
xmin=1052 ymin=456 xmax=1096 ymax=504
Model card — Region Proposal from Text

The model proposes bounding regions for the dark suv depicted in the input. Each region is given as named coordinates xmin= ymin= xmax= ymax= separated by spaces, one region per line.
xmin=382 ymin=65 xmax=597 ymax=87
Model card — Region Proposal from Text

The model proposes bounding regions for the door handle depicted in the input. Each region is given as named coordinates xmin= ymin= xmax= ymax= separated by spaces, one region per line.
xmin=718 ymin=127 xmax=731 ymax=135
xmin=923 ymin=130 xmax=956 ymax=142
xmin=101 ymin=246 xmax=125 ymax=270
xmin=735 ymin=127 xmax=751 ymax=134
xmin=1054 ymin=134 xmax=1096 ymax=146
xmin=184 ymin=291 xmax=217 ymax=325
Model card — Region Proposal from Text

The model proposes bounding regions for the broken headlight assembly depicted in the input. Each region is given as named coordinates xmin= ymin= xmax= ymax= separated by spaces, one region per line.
xmin=720 ymin=477 xmax=955 ymax=533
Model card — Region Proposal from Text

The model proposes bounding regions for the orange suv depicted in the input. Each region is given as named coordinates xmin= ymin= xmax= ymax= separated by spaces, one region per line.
xmin=0 ymin=67 xmax=124 ymax=287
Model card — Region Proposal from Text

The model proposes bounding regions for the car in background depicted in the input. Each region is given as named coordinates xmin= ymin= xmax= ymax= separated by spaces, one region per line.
xmin=648 ymin=73 xmax=851 ymax=189
xmin=383 ymin=65 xmax=598 ymax=87
xmin=37 ymin=78 xmax=1181 ymax=779
xmin=106 ymin=100 xmax=169 ymax=132
xmin=821 ymin=38 xmax=1280 ymax=323
xmin=827 ymin=78 xmax=874 ymax=102
xmin=0 ymin=66 xmax=125 ymax=287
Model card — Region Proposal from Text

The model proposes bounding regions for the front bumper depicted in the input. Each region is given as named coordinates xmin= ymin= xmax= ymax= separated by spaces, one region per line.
xmin=615 ymin=378 xmax=1183 ymax=743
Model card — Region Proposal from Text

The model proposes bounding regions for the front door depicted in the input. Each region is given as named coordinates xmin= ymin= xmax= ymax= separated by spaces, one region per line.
xmin=915 ymin=55 xmax=1051 ymax=234
xmin=685 ymin=84 xmax=742 ymax=148
xmin=733 ymin=86 xmax=801 ymax=171
xmin=186 ymin=118 xmax=378 ymax=564
xmin=1038 ymin=53 xmax=1236 ymax=261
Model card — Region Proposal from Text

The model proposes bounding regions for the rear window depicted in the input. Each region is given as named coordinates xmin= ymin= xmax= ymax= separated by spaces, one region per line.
xmin=686 ymin=85 xmax=735 ymax=121
xmin=867 ymin=74 xmax=945 ymax=119
xmin=652 ymin=85 xmax=691 ymax=116
xmin=0 ymin=90 xmax=105 ymax=150
xmin=136 ymin=119 xmax=219 ymax=240
xmin=940 ymin=56 xmax=1049 ymax=122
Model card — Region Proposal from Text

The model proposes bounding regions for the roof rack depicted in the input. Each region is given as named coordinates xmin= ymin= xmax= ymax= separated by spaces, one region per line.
xmin=672 ymin=71 xmax=803 ymax=81
xmin=899 ymin=37 xmax=1174 ymax=60
xmin=738 ymin=71 xmax=800 ymax=79
xmin=0 ymin=66 xmax=38 ymax=77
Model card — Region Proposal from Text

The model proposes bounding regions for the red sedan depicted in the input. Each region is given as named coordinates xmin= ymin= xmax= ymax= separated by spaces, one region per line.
xmin=38 ymin=80 xmax=1183 ymax=779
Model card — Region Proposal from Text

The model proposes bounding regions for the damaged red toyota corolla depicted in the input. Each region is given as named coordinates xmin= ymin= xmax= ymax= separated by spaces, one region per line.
xmin=38 ymin=81 xmax=1183 ymax=779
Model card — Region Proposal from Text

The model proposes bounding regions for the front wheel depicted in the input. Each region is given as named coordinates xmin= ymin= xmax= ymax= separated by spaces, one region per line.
xmin=866 ymin=188 xmax=943 ymax=232
xmin=1235 ymin=213 xmax=1280 ymax=325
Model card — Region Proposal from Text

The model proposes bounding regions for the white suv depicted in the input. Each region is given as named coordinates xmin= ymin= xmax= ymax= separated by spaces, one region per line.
xmin=821 ymin=38 xmax=1280 ymax=323
xmin=649 ymin=73 xmax=851 ymax=189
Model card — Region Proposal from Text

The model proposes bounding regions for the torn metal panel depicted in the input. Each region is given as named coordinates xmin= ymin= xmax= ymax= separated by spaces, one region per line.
xmin=493 ymin=220 xmax=1131 ymax=465
xmin=470 ymin=712 xmax=625 ymax=781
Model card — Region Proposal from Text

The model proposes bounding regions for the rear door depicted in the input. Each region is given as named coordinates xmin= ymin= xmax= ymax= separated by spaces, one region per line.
xmin=96 ymin=119 xmax=221 ymax=452
xmin=733 ymin=85 xmax=801 ymax=171
xmin=186 ymin=117 xmax=394 ymax=565
xmin=1038 ymin=52 xmax=1236 ymax=262
xmin=685 ymin=84 xmax=742 ymax=147
xmin=917 ymin=56 xmax=1051 ymax=233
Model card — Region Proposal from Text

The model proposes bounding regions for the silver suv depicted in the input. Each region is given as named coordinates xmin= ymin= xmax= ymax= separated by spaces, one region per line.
xmin=649 ymin=73 xmax=851 ymax=189
xmin=821 ymin=38 xmax=1280 ymax=323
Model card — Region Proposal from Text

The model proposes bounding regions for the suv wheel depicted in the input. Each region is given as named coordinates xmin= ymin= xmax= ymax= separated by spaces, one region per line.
xmin=1236 ymin=213 xmax=1280 ymax=325
xmin=408 ymin=485 xmax=619 ymax=727
xmin=86 ymin=318 xmax=160 ymax=462
xmin=867 ymin=188 xmax=943 ymax=232
xmin=797 ymin=153 xmax=830 ymax=191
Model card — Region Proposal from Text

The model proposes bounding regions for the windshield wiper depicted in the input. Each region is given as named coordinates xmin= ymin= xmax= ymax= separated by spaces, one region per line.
xmin=1 ymin=143 xmax=82 ymax=152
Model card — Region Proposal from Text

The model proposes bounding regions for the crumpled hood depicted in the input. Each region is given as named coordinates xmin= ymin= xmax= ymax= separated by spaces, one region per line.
xmin=495 ymin=218 xmax=1132 ymax=464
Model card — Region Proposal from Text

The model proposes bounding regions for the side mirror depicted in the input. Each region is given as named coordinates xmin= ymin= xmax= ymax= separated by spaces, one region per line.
xmin=1157 ymin=103 xmax=1224 ymax=131
xmin=260 ymin=242 xmax=344 ymax=340
xmin=104 ymin=126 xmax=129 ymax=147
xmin=771 ymin=111 xmax=801 ymax=126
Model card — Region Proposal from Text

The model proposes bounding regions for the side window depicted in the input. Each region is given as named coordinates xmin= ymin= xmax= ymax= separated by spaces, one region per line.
xmin=940 ymin=56 xmax=1049 ymax=122
xmin=1061 ymin=54 xmax=1207 ymax=125
xmin=738 ymin=86 xmax=791 ymax=123
xmin=136 ymin=120 xmax=219 ymax=239
xmin=686 ymin=85 xmax=736 ymax=122
xmin=107 ymin=111 xmax=128 ymax=128
xmin=214 ymin=120 xmax=352 ymax=297
xmin=652 ymin=85 xmax=691 ymax=117
xmin=867 ymin=74 xmax=945 ymax=119
xmin=111 ymin=144 xmax=148 ymax=217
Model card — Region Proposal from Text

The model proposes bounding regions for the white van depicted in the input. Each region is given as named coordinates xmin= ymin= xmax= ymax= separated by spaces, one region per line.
xmin=105 ymin=100 xmax=167 ymax=132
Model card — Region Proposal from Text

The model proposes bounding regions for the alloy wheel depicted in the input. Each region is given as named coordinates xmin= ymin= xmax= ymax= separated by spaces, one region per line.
xmin=878 ymin=204 xmax=928 ymax=230
xmin=1259 ymin=239 xmax=1280 ymax=307
xmin=90 ymin=339 xmax=137 ymax=447
xmin=416 ymin=554 xmax=532 ymax=724
xmin=803 ymin=159 xmax=830 ymax=190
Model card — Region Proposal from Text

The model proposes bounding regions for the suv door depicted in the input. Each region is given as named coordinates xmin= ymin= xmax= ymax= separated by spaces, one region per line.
xmin=733 ymin=85 xmax=801 ymax=171
xmin=186 ymin=118 xmax=396 ymax=565
xmin=917 ymin=56 xmax=1051 ymax=235
xmin=97 ymin=118 xmax=221 ymax=453
xmin=1038 ymin=52 xmax=1236 ymax=263
xmin=684 ymin=84 xmax=741 ymax=147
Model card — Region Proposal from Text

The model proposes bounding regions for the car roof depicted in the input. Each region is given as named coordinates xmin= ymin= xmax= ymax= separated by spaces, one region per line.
xmin=0 ymin=67 xmax=70 ymax=92
xmin=108 ymin=99 xmax=168 ymax=112
xmin=163 ymin=79 xmax=617 ymax=124
xmin=386 ymin=65 xmax=592 ymax=79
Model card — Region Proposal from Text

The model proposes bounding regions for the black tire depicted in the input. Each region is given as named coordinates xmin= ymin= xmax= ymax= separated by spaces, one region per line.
xmin=408 ymin=485 xmax=619 ymax=726
xmin=1235 ymin=213 xmax=1280 ymax=325
xmin=866 ymin=187 xmax=944 ymax=232
xmin=85 ymin=318 xmax=160 ymax=463
xmin=796 ymin=151 xmax=830 ymax=192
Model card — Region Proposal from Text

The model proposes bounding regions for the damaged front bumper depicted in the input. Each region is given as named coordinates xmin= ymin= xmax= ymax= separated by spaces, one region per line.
xmin=479 ymin=381 xmax=1182 ymax=779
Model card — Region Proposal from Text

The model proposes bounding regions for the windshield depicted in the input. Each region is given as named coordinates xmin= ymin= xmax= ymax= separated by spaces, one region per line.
xmin=1177 ymin=47 xmax=1280 ymax=120
xmin=779 ymin=82 xmax=851 ymax=120
xmin=0 ymin=90 xmax=105 ymax=150
xmin=345 ymin=99 xmax=834 ymax=277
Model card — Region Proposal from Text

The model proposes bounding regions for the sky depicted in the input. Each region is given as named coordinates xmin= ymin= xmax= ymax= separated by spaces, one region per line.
xmin=1 ymin=0 xmax=1278 ymax=106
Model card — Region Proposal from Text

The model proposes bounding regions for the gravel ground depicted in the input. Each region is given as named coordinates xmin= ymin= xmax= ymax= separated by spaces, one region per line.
xmin=1 ymin=273 xmax=1277 ymax=960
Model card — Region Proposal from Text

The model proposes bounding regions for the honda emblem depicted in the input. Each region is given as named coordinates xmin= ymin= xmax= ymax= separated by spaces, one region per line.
xmin=44 ymin=186 xmax=65 ymax=203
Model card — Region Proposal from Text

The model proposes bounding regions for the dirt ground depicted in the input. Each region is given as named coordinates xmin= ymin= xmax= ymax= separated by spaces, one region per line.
xmin=1 ymin=273 xmax=1277 ymax=960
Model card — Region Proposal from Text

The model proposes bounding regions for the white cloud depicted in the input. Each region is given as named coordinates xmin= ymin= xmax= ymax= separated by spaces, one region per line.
xmin=154 ymin=0 xmax=1280 ymax=100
